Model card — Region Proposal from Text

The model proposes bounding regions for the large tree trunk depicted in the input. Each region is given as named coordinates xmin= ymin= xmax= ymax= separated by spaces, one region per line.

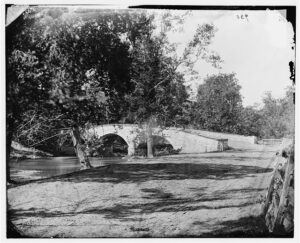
xmin=6 ymin=117 xmax=14 ymax=183
xmin=146 ymin=118 xmax=154 ymax=158
xmin=71 ymin=126 xmax=93 ymax=170
xmin=146 ymin=125 xmax=154 ymax=158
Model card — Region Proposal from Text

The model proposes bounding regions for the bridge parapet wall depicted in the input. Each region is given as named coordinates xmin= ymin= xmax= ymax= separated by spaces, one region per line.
xmin=158 ymin=128 xmax=220 ymax=153
xmin=184 ymin=129 xmax=257 ymax=145
xmin=85 ymin=124 xmax=226 ymax=155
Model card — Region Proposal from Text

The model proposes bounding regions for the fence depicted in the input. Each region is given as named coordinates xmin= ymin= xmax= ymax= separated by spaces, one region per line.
xmin=261 ymin=139 xmax=283 ymax=145
xmin=263 ymin=142 xmax=294 ymax=235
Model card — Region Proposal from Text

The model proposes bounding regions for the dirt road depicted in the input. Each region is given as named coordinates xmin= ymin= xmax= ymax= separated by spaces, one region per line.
xmin=8 ymin=144 xmax=280 ymax=237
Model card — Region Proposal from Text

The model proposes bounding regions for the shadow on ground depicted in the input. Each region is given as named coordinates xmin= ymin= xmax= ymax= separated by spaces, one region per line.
xmin=9 ymin=190 xmax=259 ymax=221
xmin=192 ymin=215 xmax=293 ymax=238
xmin=15 ymin=162 xmax=273 ymax=185
xmin=8 ymin=162 xmax=276 ymax=238
xmin=9 ymin=166 xmax=268 ymax=222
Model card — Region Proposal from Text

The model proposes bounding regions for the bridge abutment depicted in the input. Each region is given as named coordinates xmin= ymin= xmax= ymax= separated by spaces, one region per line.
xmin=127 ymin=142 xmax=135 ymax=156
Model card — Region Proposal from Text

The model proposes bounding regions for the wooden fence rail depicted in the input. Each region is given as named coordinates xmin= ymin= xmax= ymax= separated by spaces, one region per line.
xmin=264 ymin=144 xmax=294 ymax=235
xmin=261 ymin=139 xmax=283 ymax=145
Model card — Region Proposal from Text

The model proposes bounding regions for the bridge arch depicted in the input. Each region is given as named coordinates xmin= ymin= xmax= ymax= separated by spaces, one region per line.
xmin=135 ymin=134 xmax=174 ymax=156
xmin=94 ymin=133 xmax=128 ymax=157
xmin=85 ymin=125 xmax=137 ymax=156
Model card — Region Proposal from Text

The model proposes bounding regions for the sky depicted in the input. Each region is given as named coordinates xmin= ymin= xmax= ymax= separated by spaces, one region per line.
xmin=165 ymin=10 xmax=295 ymax=107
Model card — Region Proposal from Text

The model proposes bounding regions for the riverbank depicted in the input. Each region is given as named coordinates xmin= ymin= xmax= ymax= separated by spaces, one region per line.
xmin=8 ymin=144 xmax=280 ymax=237
xmin=10 ymin=141 xmax=53 ymax=160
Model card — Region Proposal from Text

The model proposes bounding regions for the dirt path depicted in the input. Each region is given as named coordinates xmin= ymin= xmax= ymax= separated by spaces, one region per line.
xmin=7 ymin=144 xmax=280 ymax=237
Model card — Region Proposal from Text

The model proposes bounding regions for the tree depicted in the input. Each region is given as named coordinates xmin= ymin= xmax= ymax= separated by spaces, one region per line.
xmin=124 ymin=12 xmax=222 ymax=157
xmin=280 ymin=86 xmax=295 ymax=137
xmin=259 ymin=87 xmax=295 ymax=138
xmin=35 ymin=8 xmax=153 ymax=167
xmin=6 ymin=8 xmax=53 ymax=182
xmin=193 ymin=73 xmax=243 ymax=133
xmin=238 ymin=105 xmax=264 ymax=137
xmin=7 ymin=8 xmax=222 ymax=165
xmin=7 ymin=8 xmax=161 ymax=170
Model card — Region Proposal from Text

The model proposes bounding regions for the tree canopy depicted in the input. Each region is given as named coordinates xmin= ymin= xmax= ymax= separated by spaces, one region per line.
xmin=259 ymin=88 xmax=294 ymax=138
xmin=193 ymin=73 xmax=243 ymax=133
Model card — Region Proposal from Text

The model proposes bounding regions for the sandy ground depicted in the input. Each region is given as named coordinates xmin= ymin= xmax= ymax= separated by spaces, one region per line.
xmin=7 ymin=143 xmax=280 ymax=237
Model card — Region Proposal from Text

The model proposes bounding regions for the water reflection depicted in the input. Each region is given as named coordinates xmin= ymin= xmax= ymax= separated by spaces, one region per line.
xmin=10 ymin=156 xmax=127 ymax=182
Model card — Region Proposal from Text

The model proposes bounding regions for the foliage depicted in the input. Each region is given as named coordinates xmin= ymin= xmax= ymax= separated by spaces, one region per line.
xmin=35 ymin=8 xmax=136 ymax=126
xmin=192 ymin=71 xmax=294 ymax=139
xmin=7 ymin=8 xmax=154 ymax=146
xmin=6 ymin=8 xmax=156 ymax=167
xmin=124 ymin=12 xmax=221 ymax=129
xmin=6 ymin=9 xmax=51 ymax=129
xmin=8 ymin=8 xmax=155 ymax=130
xmin=124 ymin=33 xmax=189 ymax=127
xmin=259 ymin=87 xmax=295 ymax=138
xmin=238 ymin=106 xmax=264 ymax=137
xmin=193 ymin=73 xmax=243 ymax=133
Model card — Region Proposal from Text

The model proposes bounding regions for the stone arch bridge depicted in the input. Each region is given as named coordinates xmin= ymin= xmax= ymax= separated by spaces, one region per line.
xmin=84 ymin=124 xmax=229 ymax=155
